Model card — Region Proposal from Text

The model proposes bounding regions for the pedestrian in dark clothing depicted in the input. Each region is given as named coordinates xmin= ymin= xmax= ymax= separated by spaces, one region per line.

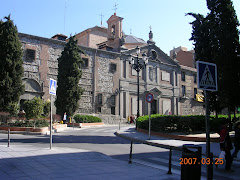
xmin=219 ymin=120 xmax=233 ymax=171
xmin=232 ymin=122 xmax=240 ymax=159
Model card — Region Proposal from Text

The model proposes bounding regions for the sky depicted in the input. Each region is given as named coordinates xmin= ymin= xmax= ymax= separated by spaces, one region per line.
xmin=1 ymin=0 xmax=240 ymax=55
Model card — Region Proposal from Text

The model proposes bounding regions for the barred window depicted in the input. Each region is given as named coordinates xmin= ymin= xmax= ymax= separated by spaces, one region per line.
xmin=109 ymin=95 xmax=116 ymax=106
xmin=97 ymin=94 xmax=103 ymax=105
xmin=109 ymin=63 xmax=117 ymax=73
xmin=25 ymin=49 xmax=35 ymax=62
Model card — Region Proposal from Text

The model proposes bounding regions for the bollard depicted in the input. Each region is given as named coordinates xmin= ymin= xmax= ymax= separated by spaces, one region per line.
xmin=8 ymin=128 xmax=10 ymax=147
xmin=129 ymin=141 xmax=133 ymax=164
xmin=168 ymin=147 xmax=172 ymax=174
xmin=119 ymin=120 xmax=121 ymax=131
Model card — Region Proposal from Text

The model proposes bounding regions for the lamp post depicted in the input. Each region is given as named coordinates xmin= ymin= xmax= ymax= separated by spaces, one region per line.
xmin=128 ymin=46 xmax=148 ymax=121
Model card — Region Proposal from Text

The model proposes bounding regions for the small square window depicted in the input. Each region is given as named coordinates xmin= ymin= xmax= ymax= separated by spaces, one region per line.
xmin=109 ymin=63 xmax=117 ymax=73
xmin=25 ymin=49 xmax=35 ymax=62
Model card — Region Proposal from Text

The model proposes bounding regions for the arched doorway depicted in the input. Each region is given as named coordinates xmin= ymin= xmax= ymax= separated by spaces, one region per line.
xmin=20 ymin=79 xmax=43 ymax=110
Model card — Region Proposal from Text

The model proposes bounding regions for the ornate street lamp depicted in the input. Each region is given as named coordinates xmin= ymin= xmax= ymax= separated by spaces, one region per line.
xmin=128 ymin=46 xmax=148 ymax=120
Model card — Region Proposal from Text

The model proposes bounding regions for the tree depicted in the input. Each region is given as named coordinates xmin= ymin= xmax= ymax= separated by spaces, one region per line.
xmin=55 ymin=36 xmax=84 ymax=118
xmin=24 ymin=97 xmax=44 ymax=120
xmin=188 ymin=0 xmax=240 ymax=115
xmin=0 ymin=15 xmax=24 ymax=112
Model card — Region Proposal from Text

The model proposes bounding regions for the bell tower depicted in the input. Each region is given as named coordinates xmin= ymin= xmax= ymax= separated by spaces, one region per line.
xmin=107 ymin=13 xmax=124 ymax=52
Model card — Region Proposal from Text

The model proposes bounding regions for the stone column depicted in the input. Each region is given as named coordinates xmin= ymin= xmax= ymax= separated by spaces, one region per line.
xmin=126 ymin=60 xmax=129 ymax=79
xmin=157 ymin=67 xmax=160 ymax=84
xmin=125 ymin=91 xmax=130 ymax=118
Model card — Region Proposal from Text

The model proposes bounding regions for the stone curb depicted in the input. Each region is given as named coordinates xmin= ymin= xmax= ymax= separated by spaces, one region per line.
xmin=137 ymin=128 xmax=221 ymax=142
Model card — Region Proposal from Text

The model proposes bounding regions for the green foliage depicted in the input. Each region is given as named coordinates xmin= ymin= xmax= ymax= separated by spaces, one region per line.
xmin=13 ymin=119 xmax=49 ymax=127
xmin=136 ymin=114 xmax=233 ymax=133
xmin=6 ymin=102 xmax=19 ymax=116
xmin=0 ymin=15 xmax=24 ymax=112
xmin=55 ymin=36 xmax=84 ymax=117
xmin=43 ymin=100 xmax=51 ymax=117
xmin=188 ymin=0 xmax=240 ymax=113
xmin=24 ymin=97 xmax=44 ymax=120
xmin=73 ymin=114 xmax=102 ymax=123
xmin=0 ymin=112 xmax=10 ymax=125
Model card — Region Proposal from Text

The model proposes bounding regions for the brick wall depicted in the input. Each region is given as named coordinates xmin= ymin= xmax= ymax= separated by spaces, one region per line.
xmin=177 ymin=50 xmax=194 ymax=68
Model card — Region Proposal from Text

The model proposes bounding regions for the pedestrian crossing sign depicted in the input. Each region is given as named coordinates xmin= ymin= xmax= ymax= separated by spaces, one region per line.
xmin=49 ymin=78 xmax=57 ymax=95
xmin=197 ymin=61 xmax=217 ymax=91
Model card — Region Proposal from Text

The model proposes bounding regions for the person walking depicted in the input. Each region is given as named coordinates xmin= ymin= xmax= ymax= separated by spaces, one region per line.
xmin=232 ymin=121 xmax=240 ymax=159
xmin=63 ymin=112 xmax=67 ymax=124
xmin=219 ymin=120 xmax=233 ymax=171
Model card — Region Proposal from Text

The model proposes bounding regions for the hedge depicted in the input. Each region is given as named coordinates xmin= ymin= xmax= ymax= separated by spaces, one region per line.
xmin=12 ymin=119 xmax=49 ymax=128
xmin=136 ymin=114 xmax=234 ymax=133
xmin=73 ymin=114 xmax=102 ymax=123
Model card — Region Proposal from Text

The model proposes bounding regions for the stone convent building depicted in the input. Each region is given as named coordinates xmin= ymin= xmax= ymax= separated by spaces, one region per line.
xmin=19 ymin=13 xmax=204 ymax=122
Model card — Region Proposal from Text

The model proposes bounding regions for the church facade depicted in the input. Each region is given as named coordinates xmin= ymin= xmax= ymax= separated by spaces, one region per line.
xmin=19 ymin=13 xmax=204 ymax=122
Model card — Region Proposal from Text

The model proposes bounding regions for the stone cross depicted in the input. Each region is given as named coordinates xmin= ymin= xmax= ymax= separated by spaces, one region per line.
xmin=99 ymin=13 xmax=104 ymax=26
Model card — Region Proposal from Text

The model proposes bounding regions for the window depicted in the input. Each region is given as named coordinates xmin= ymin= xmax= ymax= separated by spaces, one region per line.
xmin=25 ymin=49 xmax=35 ymax=62
xmin=181 ymin=71 xmax=185 ymax=81
xmin=111 ymin=107 xmax=115 ymax=115
xmin=97 ymin=94 xmax=103 ymax=105
xmin=151 ymin=50 xmax=157 ymax=59
xmin=149 ymin=67 xmax=153 ymax=81
xmin=182 ymin=85 xmax=186 ymax=96
xmin=109 ymin=95 xmax=116 ymax=106
xmin=111 ymin=25 xmax=115 ymax=37
xmin=97 ymin=107 xmax=101 ymax=113
xmin=161 ymin=71 xmax=170 ymax=82
xmin=194 ymin=74 xmax=197 ymax=83
xmin=109 ymin=63 xmax=117 ymax=73
xmin=194 ymin=88 xmax=197 ymax=99
xmin=81 ymin=58 xmax=88 ymax=68
xmin=175 ymin=71 xmax=178 ymax=86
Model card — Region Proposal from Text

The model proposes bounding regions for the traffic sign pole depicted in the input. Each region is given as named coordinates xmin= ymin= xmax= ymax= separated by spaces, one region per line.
xmin=205 ymin=90 xmax=212 ymax=179
xmin=149 ymin=105 xmax=151 ymax=140
xmin=50 ymin=94 xmax=53 ymax=149
xmin=49 ymin=78 xmax=56 ymax=150
xmin=197 ymin=61 xmax=217 ymax=180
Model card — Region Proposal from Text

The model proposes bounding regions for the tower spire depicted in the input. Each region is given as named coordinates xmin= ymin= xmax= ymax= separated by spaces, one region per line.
xmin=147 ymin=26 xmax=155 ymax=45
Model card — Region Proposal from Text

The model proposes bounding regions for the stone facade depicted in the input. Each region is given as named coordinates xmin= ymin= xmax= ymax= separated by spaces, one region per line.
xmin=18 ymin=13 xmax=204 ymax=122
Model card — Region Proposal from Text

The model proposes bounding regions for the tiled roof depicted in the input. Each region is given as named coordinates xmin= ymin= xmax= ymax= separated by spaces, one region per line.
xmin=124 ymin=35 xmax=146 ymax=44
